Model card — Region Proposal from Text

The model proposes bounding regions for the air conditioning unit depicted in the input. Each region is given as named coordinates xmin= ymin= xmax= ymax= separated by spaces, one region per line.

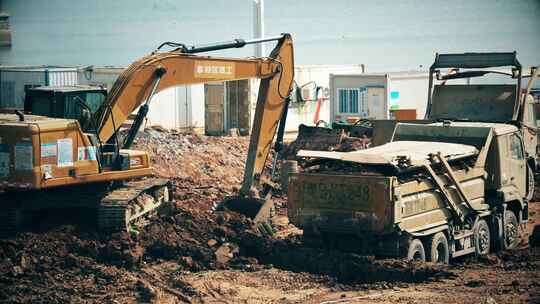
xmin=301 ymin=87 xmax=315 ymax=101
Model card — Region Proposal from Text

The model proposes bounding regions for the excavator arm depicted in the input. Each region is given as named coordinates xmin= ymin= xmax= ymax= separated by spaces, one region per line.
xmin=93 ymin=34 xmax=294 ymax=195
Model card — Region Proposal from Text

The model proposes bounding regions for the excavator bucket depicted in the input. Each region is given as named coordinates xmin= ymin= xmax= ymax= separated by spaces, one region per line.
xmin=219 ymin=195 xmax=274 ymax=223
xmin=218 ymin=195 xmax=276 ymax=236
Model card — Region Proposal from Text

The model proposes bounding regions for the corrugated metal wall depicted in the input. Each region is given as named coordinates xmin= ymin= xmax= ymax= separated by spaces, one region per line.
xmin=48 ymin=69 xmax=77 ymax=86
xmin=0 ymin=70 xmax=46 ymax=107
xmin=0 ymin=67 xmax=77 ymax=108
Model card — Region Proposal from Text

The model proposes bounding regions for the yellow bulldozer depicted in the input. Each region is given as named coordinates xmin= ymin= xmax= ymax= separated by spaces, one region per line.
xmin=0 ymin=34 xmax=295 ymax=235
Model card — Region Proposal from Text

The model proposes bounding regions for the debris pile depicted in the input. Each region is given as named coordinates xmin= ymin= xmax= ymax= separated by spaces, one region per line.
xmin=282 ymin=124 xmax=371 ymax=159
xmin=134 ymin=127 xmax=249 ymax=187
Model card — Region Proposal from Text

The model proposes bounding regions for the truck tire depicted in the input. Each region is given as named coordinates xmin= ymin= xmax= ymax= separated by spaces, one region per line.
xmin=503 ymin=210 xmax=519 ymax=250
xmin=474 ymin=219 xmax=490 ymax=256
xmin=427 ymin=232 xmax=449 ymax=264
xmin=406 ymin=238 xmax=426 ymax=262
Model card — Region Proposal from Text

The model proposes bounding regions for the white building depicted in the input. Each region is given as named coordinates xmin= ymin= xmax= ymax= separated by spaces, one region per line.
xmin=329 ymin=72 xmax=430 ymax=122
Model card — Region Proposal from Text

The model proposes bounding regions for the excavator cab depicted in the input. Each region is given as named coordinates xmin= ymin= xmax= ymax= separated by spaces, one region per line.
xmin=24 ymin=85 xmax=107 ymax=131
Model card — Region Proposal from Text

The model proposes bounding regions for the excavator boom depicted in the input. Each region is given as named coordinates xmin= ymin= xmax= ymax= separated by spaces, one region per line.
xmin=94 ymin=34 xmax=294 ymax=194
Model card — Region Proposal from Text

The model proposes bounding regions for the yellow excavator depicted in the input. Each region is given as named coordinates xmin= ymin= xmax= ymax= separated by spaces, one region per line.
xmin=0 ymin=34 xmax=294 ymax=235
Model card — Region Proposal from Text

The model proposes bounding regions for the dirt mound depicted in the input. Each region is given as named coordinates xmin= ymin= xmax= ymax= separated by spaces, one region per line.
xmin=0 ymin=227 xmax=143 ymax=302
xmin=456 ymin=247 xmax=540 ymax=270
xmin=134 ymin=128 xmax=248 ymax=187
xmin=139 ymin=187 xmax=256 ymax=270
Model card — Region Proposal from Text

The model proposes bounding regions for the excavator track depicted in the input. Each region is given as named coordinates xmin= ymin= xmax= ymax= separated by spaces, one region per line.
xmin=98 ymin=178 xmax=170 ymax=231
xmin=0 ymin=207 xmax=19 ymax=238
xmin=0 ymin=178 xmax=170 ymax=237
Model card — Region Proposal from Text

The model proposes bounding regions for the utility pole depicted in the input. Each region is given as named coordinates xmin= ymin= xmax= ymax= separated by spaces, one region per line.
xmin=253 ymin=0 xmax=264 ymax=57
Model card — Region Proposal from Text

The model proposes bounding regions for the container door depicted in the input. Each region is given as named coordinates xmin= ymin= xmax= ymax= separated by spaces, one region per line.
xmin=226 ymin=80 xmax=251 ymax=135
xmin=367 ymin=87 xmax=385 ymax=119
xmin=205 ymin=83 xmax=225 ymax=135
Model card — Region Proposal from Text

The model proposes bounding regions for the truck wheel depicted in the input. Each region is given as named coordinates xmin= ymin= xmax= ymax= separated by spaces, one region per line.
xmin=427 ymin=232 xmax=449 ymax=264
xmin=503 ymin=210 xmax=519 ymax=250
xmin=406 ymin=238 xmax=426 ymax=262
xmin=475 ymin=219 xmax=490 ymax=255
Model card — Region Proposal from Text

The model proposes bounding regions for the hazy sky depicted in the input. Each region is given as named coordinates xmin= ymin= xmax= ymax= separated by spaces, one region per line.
xmin=1 ymin=0 xmax=540 ymax=71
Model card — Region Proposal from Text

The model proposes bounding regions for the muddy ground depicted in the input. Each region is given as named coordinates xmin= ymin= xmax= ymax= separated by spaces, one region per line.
xmin=0 ymin=128 xmax=539 ymax=303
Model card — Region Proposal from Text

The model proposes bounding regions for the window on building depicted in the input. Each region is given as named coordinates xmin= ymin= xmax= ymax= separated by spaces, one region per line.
xmin=338 ymin=88 xmax=358 ymax=113
xmin=338 ymin=88 xmax=368 ymax=115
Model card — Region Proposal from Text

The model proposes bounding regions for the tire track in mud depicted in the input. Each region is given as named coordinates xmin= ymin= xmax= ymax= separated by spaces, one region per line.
xmin=238 ymin=234 xmax=455 ymax=285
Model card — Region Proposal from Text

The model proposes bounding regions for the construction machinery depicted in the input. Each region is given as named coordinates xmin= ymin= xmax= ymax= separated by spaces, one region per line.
xmin=0 ymin=34 xmax=294 ymax=235
xmin=288 ymin=52 xmax=539 ymax=262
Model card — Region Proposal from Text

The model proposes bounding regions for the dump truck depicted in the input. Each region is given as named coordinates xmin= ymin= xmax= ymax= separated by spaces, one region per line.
xmin=0 ymin=34 xmax=295 ymax=235
xmin=288 ymin=52 xmax=539 ymax=262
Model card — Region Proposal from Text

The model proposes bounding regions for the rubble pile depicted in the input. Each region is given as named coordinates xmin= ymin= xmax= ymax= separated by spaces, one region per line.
xmin=282 ymin=127 xmax=371 ymax=159
xmin=133 ymin=127 xmax=249 ymax=188
xmin=139 ymin=182 xmax=257 ymax=270
xmin=0 ymin=228 xmax=142 ymax=302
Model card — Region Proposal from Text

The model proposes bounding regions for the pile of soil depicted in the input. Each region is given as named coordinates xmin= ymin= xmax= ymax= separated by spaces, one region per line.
xmin=134 ymin=127 xmax=249 ymax=188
